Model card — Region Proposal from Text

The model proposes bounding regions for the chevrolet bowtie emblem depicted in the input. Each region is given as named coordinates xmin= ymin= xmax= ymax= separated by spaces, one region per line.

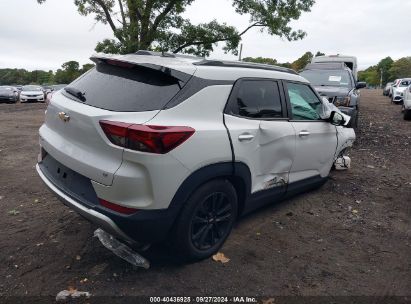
xmin=58 ymin=112 xmax=70 ymax=122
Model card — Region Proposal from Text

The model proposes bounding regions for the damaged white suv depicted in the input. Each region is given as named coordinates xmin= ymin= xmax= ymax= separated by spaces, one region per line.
xmin=36 ymin=51 xmax=355 ymax=261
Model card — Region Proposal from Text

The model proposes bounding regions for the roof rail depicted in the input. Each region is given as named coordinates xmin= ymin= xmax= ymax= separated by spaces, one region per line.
xmin=193 ymin=60 xmax=297 ymax=75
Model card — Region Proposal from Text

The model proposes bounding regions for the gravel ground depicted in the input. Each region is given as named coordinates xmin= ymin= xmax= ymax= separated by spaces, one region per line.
xmin=0 ymin=90 xmax=410 ymax=299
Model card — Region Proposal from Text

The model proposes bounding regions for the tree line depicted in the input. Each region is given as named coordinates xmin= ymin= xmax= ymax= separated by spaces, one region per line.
xmin=358 ymin=57 xmax=411 ymax=86
xmin=243 ymin=51 xmax=324 ymax=71
xmin=3 ymin=52 xmax=409 ymax=87
xmin=0 ymin=61 xmax=94 ymax=86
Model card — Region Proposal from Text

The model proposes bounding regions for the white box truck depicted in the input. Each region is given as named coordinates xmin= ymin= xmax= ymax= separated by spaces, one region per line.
xmin=311 ymin=55 xmax=358 ymax=81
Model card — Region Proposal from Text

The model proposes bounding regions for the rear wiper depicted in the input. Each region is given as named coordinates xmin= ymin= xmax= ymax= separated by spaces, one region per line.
xmin=64 ymin=87 xmax=86 ymax=102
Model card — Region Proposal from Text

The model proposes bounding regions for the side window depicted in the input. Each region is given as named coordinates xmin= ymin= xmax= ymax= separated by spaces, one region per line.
xmin=227 ymin=80 xmax=283 ymax=119
xmin=287 ymin=82 xmax=322 ymax=121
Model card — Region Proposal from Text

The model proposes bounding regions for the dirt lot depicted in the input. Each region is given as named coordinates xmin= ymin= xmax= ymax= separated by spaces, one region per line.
xmin=0 ymin=90 xmax=410 ymax=299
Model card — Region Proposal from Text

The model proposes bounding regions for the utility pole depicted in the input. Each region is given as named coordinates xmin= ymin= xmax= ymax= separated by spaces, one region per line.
xmin=238 ymin=43 xmax=243 ymax=61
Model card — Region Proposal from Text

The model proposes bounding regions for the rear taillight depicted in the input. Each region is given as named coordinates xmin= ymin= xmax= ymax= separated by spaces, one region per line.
xmin=99 ymin=199 xmax=138 ymax=215
xmin=99 ymin=120 xmax=195 ymax=154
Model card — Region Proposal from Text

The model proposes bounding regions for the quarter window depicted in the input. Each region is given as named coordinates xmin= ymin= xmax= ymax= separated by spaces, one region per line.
xmin=287 ymin=82 xmax=322 ymax=121
xmin=227 ymin=80 xmax=283 ymax=119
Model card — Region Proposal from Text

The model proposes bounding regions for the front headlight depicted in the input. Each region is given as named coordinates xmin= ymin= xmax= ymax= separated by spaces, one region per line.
xmin=334 ymin=96 xmax=351 ymax=107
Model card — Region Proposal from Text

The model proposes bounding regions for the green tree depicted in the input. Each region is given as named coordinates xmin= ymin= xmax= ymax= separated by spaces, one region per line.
xmin=279 ymin=62 xmax=292 ymax=68
xmin=376 ymin=56 xmax=393 ymax=84
xmin=37 ymin=0 xmax=315 ymax=56
xmin=358 ymin=66 xmax=379 ymax=87
xmin=81 ymin=63 xmax=95 ymax=74
xmin=0 ymin=69 xmax=31 ymax=85
xmin=315 ymin=51 xmax=324 ymax=57
xmin=54 ymin=61 xmax=82 ymax=84
xmin=32 ymin=70 xmax=53 ymax=84
xmin=242 ymin=57 xmax=278 ymax=65
xmin=291 ymin=51 xmax=313 ymax=71
xmin=54 ymin=69 xmax=65 ymax=84
xmin=389 ymin=57 xmax=411 ymax=80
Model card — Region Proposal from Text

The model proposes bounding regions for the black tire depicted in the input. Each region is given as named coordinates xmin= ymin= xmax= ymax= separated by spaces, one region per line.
xmin=404 ymin=109 xmax=411 ymax=120
xmin=170 ymin=179 xmax=238 ymax=262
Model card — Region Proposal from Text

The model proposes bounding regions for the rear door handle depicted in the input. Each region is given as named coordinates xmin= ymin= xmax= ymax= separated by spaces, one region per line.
xmin=238 ymin=134 xmax=254 ymax=142
xmin=299 ymin=131 xmax=310 ymax=137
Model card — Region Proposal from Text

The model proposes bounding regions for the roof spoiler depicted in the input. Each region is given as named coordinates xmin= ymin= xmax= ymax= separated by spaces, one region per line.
xmin=90 ymin=55 xmax=192 ymax=84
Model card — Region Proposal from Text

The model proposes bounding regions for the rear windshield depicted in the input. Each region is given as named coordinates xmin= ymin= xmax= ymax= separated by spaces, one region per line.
xmin=64 ymin=63 xmax=183 ymax=112
xmin=300 ymin=69 xmax=352 ymax=87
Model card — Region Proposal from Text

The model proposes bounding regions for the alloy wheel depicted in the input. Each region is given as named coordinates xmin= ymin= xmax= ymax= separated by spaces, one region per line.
xmin=190 ymin=192 xmax=233 ymax=251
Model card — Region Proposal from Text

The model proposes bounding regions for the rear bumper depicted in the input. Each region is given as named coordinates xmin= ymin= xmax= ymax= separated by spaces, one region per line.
xmin=36 ymin=163 xmax=135 ymax=243
xmin=36 ymin=161 xmax=179 ymax=244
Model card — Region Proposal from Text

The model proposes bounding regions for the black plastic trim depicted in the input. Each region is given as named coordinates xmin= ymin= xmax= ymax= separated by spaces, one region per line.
xmin=39 ymin=154 xmax=99 ymax=208
xmin=164 ymin=76 xmax=233 ymax=109
xmin=242 ymin=175 xmax=328 ymax=215
xmin=100 ymin=162 xmax=252 ymax=243
xmin=285 ymin=175 xmax=328 ymax=198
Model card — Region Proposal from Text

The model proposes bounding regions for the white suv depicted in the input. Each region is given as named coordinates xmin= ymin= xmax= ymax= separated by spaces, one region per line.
xmin=392 ymin=78 xmax=411 ymax=104
xmin=36 ymin=51 xmax=353 ymax=261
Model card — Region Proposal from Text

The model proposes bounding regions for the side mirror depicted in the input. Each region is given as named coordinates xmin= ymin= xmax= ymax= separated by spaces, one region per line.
xmin=356 ymin=82 xmax=367 ymax=89
xmin=329 ymin=111 xmax=345 ymax=126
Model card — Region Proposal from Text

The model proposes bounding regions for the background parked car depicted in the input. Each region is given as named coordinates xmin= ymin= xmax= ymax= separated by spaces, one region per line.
xmin=389 ymin=79 xmax=401 ymax=98
xmin=311 ymin=54 xmax=358 ymax=81
xmin=0 ymin=86 xmax=19 ymax=103
xmin=42 ymin=85 xmax=53 ymax=98
xmin=20 ymin=85 xmax=45 ymax=103
xmin=391 ymin=78 xmax=411 ymax=104
xmin=402 ymin=84 xmax=411 ymax=120
xmin=45 ymin=84 xmax=68 ymax=104
xmin=300 ymin=62 xmax=366 ymax=129
xmin=383 ymin=82 xmax=393 ymax=96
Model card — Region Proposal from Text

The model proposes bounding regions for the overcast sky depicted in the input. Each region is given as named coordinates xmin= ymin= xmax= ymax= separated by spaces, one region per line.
xmin=1 ymin=0 xmax=410 ymax=71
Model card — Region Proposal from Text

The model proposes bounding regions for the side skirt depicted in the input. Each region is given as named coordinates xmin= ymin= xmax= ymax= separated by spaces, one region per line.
xmin=242 ymin=175 xmax=328 ymax=215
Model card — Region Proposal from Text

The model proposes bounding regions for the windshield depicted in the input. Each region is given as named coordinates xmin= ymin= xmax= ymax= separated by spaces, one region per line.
xmin=22 ymin=85 xmax=42 ymax=91
xmin=0 ymin=87 xmax=13 ymax=92
xmin=399 ymin=80 xmax=411 ymax=87
xmin=300 ymin=70 xmax=352 ymax=87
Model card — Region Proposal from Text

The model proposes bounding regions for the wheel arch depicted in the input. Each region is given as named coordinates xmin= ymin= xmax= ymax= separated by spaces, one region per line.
xmin=168 ymin=162 xmax=251 ymax=219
